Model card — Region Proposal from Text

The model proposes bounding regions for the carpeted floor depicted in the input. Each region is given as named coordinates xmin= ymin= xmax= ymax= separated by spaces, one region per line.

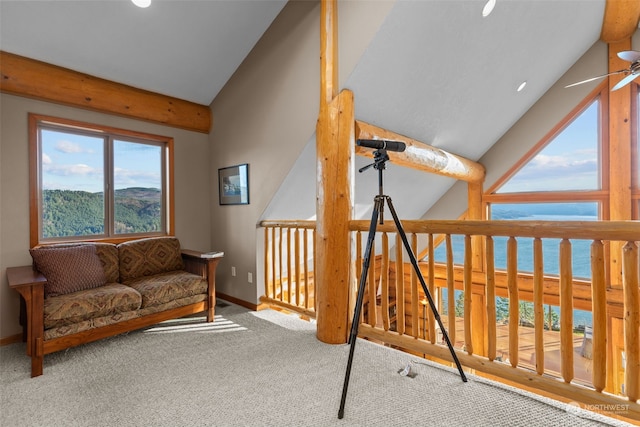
xmin=0 ymin=302 xmax=634 ymax=427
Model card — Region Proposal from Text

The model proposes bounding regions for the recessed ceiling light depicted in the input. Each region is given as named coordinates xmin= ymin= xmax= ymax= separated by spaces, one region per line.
xmin=517 ymin=81 xmax=527 ymax=92
xmin=482 ymin=0 xmax=496 ymax=17
xmin=132 ymin=0 xmax=151 ymax=8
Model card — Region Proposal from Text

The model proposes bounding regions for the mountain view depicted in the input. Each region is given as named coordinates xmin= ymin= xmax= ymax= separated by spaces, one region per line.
xmin=42 ymin=187 xmax=161 ymax=238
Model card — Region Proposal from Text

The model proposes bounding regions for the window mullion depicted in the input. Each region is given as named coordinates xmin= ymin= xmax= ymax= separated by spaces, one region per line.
xmin=105 ymin=136 xmax=115 ymax=237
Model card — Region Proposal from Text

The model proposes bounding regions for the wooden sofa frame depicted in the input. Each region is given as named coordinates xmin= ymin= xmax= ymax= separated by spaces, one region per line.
xmin=6 ymin=249 xmax=221 ymax=377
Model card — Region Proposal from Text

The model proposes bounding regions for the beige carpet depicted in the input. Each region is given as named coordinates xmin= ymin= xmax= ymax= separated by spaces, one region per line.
xmin=0 ymin=302 xmax=633 ymax=427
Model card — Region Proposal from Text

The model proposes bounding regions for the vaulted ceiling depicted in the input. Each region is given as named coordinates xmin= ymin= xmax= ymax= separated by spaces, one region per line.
xmin=0 ymin=0 xmax=288 ymax=105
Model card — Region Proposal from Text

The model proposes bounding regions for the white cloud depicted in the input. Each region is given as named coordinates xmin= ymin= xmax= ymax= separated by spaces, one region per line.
xmin=44 ymin=163 xmax=101 ymax=177
xmin=55 ymin=140 xmax=92 ymax=154
xmin=42 ymin=152 xmax=52 ymax=165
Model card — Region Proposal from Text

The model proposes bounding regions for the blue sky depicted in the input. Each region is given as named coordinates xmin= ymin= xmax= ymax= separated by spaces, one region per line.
xmin=41 ymin=129 xmax=161 ymax=193
xmin=498 ymin=100 xmax=599 ymax=193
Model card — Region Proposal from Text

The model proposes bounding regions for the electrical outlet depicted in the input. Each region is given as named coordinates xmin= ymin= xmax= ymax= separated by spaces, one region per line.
xmin=231 ymin=266 xmax=236 ymax=277
xmin=248 ymin=272 xmax=253 ymax=283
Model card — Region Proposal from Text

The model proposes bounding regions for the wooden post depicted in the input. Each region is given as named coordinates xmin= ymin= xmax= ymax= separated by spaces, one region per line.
xmin=315 ymin=89 xmax=354 ymax=343
xmin=316 ymin=0 xmax=353 ymax=344
xmin=0 ymin=51 xmax=212 ymax=133
xmin=468 ymin=180 xmax=486 ymax=355
xmin=608 ymin=38 xmax=633 ymax=286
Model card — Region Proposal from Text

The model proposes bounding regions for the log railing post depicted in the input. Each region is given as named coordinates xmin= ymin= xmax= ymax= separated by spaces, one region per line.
xmin=315 ymin=0 xmax=354 ymax=344
xmin=315 ymin=89 xmax=354 ymax=343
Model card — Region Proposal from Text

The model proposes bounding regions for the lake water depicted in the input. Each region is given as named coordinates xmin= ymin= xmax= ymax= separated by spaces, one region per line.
xmin=432 ymin=214 xmax=596 ymax=327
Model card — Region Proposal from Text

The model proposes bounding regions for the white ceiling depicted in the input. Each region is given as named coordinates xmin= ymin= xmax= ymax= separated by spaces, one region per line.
xmin=347 ymin=0 xmax=606 ymax=219
xmin=264 ymin=0 xmax=607 ymax=221
xmin=1 ymin=0 xmax=608 ymax=221
xmin=0 ymin=0 xmax=287 ymax=105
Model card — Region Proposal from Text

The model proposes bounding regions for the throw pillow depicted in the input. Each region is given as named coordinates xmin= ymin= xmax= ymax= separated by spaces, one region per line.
xmin=30 ymin=245 xmax=107 ymax=297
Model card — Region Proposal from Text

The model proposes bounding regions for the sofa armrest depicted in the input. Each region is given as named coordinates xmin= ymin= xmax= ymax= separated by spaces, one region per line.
xmin=180 ymin=250 xmax=223 ymax=322
xmin=7 ymin=265 xmax=47 ymax=289
xmin=6 ymin=266 xmax=46 ymax=375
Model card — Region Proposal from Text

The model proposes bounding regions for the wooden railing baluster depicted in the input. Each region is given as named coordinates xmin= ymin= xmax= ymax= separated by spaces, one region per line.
xmin=428 ymin=233 xmax=436 ymax=343
xmin=368 ymin=237 xmax=377 ymax=327
xmin=559 ymin=238 xmax=574 ymax=383
xmin=591 ymin=239 xmax=606 ymax=392
xmin=411 ymin=233 xmax=419 ymax=338
xmin=507 ymin=236 xmax=518 ymax=368
xmin=381 ymin=232 xmax=390 ymax=331
xmin=446 ymin=234 xmax=455 ymax=346
xmin=486 ymin=236 xmax=496 ymax=361
xmin=533 ymin=237 xmax=544 ymax=375
xmin=395 ymin=233 xmax=405 ymax=335
xmin=464 ymin=234 xmax=473 ymax=355
xmin=295 ymin=228 xmax=300 ymax=306
xmin=623 ymin=241 xmax=639 ymax=402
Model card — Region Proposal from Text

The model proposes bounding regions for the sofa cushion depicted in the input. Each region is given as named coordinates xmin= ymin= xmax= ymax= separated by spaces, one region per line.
xmin=118 ymin=237 xmax=184 ymax=282
xmin=93 ymin=243 xmax=120 ymax=283
xmin=125 ymin=270 xmax=207 ymax=308
xmin=30 ymin=245 xmax=107 ymax=297
xmin=44 ymin=283 xmax=142 ymax=330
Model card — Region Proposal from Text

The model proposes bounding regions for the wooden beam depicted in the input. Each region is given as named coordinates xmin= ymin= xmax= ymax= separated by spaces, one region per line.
xmin=601 ymin=0 xmax=640 ymax=43
xmin=0 ymin=51 xmax=212 ymax=133
xmin=315 ymin=89 xmax=354 ymax=344
xmin=608 ymin=39 xmax=633 ymax=286
xmin=319 ymin=0 xmax=338 ymax=111
xmin=355 ymin=120 xmax=486 ymax=184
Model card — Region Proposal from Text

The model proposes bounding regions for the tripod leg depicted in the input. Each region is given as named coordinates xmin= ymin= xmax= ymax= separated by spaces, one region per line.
xmin=338 ymin=196 xmax=382 ymax=419
xmin=385 ymin=197 xmax=468 ymax=382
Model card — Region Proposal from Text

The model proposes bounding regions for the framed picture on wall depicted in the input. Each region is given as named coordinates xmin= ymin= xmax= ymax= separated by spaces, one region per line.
xmin=218 ymin=163 xmax=249 ymax=205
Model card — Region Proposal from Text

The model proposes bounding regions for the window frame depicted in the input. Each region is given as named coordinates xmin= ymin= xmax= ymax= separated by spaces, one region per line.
xmin=29 ymin=114 xmax=175 ymax=247
xmin=483 ymin=84 xmax=609 ymax=220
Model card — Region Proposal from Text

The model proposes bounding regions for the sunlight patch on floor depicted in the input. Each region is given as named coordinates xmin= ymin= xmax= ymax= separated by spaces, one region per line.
xmin=144 ymin=315 xmax=247 ymax=334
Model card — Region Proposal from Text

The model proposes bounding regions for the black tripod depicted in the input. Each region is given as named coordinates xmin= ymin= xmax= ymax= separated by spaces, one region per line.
xmin=338 ymin=148 xmax=467 ymax=420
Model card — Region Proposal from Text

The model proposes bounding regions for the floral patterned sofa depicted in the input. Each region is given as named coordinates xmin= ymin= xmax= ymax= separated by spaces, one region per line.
xmin=6 ymin=236 xmax=221 ymax=377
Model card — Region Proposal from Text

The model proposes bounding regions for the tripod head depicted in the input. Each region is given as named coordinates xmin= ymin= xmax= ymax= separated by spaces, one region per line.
xmin=358 ymin=148 xmax=390 ymax=173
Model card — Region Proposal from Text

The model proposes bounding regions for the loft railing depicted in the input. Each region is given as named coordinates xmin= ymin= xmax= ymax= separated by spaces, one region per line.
xmin=260 ymin=220 xmax=317 ymax=318
xmin=259 ymin=219 xmax=640 ymax=422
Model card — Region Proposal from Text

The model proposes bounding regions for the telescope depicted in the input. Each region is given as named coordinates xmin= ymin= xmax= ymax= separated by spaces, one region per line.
xmin=356 ymin=139 xmax=406 ymax=152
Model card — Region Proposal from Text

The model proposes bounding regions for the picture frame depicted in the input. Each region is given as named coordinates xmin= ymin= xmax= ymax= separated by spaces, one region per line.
xmin=218 ymin=163 xmax=249 ymax=205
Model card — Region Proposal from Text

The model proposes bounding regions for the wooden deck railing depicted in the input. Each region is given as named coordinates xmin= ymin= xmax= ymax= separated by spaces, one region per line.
xmin=260 ymin=219 xmax=640 ymax=422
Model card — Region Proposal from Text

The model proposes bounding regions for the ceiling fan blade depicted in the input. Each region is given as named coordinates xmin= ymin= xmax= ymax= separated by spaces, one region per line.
xmin=617 ymin=50 xmax=640 ymax=63
xmin=564 ymin=70 xmax=626 ymax=88
xmin=611 ymin=72 xmax=639 ymax=91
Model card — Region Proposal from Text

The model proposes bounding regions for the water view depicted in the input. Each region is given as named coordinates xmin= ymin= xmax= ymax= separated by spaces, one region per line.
xmin=432 ymin=204 xmax=598 ymax=328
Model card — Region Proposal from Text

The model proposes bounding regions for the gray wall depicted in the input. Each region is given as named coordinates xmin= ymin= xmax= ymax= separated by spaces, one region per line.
xmin=0 ymin=94 xmax=212 ymax=339
xmin=209 ymin=0 xmax=394 ymax=304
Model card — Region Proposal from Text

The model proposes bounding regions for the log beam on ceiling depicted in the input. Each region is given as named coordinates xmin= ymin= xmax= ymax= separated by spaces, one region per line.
xmin=355 ymin=120 xmax=486 ymax=184
xmin=0 ymin=51 xmax=212 ymax=133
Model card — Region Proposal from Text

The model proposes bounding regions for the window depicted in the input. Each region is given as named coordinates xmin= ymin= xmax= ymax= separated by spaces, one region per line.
xmin=484 ymin=94 xmax=605 ymax=279
xmin=497 ymin=99 xmax=601 ymax=193
xmin=29 ymin=114 xmax=174 ymax=246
